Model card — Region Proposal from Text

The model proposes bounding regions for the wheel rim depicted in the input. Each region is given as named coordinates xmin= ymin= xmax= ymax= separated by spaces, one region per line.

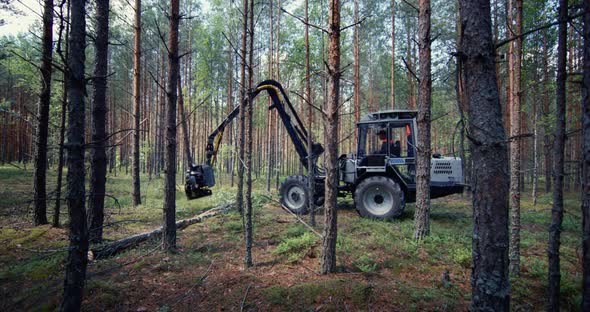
xmin=285 ymin=185 xmax=306 ymax=211
xmin=362 ymin=184 xmax=395 ymax=216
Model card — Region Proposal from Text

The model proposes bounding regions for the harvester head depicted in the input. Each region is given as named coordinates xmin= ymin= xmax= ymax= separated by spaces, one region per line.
xmin=185 ymin=164 xmax=215 ymax=200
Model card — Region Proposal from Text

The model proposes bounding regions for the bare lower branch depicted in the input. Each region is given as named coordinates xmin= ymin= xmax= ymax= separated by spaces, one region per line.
xmin=290 ymin=90 xmax=327 ymax=117
xmin=340 ymin=16 xmax=368 ymax=32
xmin=495 ymin=10 xmax=585 ymax=48
xmin=402 ymin=57 xmax=419 ymax=83
xmin=281 ymin=7 xmax=328 ymax=33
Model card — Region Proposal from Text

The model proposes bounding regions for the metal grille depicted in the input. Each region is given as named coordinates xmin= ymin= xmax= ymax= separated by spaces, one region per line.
xmin=433 ymin=161 xmax=453 ymax=175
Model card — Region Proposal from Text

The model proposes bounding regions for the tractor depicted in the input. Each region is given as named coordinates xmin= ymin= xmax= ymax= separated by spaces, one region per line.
xmin=185 ymin=80 xmax=464 ymax=220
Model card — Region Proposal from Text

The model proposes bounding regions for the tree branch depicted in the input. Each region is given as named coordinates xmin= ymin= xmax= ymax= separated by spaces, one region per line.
xmin=290 ymin=90 xmax=327 ymax=117
xmin=280 ymin=7 xmax=328 ymax=33
xmin=402 ymin=57 xmax=419 ymax=83
xmin=495 ymin=10 xmax=585 ymax=48
xmin=340 ymin=16 xmax=368 ymax=32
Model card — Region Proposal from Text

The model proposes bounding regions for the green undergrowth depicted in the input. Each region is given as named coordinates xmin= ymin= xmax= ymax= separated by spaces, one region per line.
xmin=0 ymin=166 xmax=585 ymax=311
xmin=262 ymin=279 xmax=375 ymax=309
xmin=273 ymin=231 xmax=319 ymax=262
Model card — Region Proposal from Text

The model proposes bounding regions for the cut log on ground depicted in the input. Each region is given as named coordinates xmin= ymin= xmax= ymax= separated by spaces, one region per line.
xmin=90 ymin=204 xmax=233 ymax=259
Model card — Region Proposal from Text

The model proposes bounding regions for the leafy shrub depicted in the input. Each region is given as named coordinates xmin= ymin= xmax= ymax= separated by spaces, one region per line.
xmin=273 ymin=232 xmax=318 ymax=262
xmin=524 ymin=256 xmax=547 ymax=279
xmin=353 ymin=253 xmax=379 ymax=273
xmin=284 ymin=225 xmax=306 ymax=238
xmin=450 ymin=248 xmax=471 ymax=268
xmin=224 ymin=220 xmax=243 ymax=233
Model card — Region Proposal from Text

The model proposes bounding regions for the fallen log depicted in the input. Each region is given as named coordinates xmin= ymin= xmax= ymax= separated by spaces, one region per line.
xmin=90 ymin=203 xmax=233 ymax=260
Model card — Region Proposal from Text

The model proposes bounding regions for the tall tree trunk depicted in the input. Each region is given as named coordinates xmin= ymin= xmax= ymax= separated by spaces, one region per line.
xmin=305 ymin=0 xmax=316 ymax=227
xmin=132 ymin=0 xmax=142 ymax=206
xmin=532 ymin=90 xmax=539 ymax=207
xmin=414 ymin=0 xmax=431 ymax=240
xmin=60 ymin=0 xmax=88 ymax=308
xmin=245 ymin=0 xmax=254 ymax=268
xmin=547 ymin=0 xmax=568 ymax=310
xmin=266 ymin=0 xmax=274 ymax=193
xmin=353 ymin=0 xmax=360 ymax=143
xmin=581 ymin=0 xmax=590 ymax=308
xmin=504 ymin=0 xmax=513 ymax=132
xmin=459 ymin=0 xmax=510 ymax=310
xmin=542 ymin=30 xmax=552 ymax=193
xmin=54 ymin=0 xmax=70 ymax=228
xmin=390 ymin=0 xmax=395 ymax=109
xmin=88 ymin=0 xmax=110 ymax=244
xmin=236 ymin=0 xmax=248 ymax=215
xmin=320 ymin=0 xmax=340 ymax=275
xmin=32 ymin=0 xmax=54 ymax=226
xmin=509 ymin=0 xmax=522 ymax=277
xmin=227 ymin=49 xmax=234 ymax=187
xmin=178 ymin=75 xmax=193 ymax=165
xmin=275 ymin=0 xmax=282 ymax=192
xmin=406 ymin=18 xmax=416 ymax=110
xmin=163 ymin=0 xmax=180 ymax=251
xmin=455 ymin=0 xmax=467 ymax=190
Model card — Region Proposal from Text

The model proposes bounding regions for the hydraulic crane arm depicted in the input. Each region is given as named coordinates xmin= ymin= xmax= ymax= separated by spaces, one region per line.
xmin=186 ymin=80 xmax=324 ymax=200
xmin=206 ymin=80 xmax=324 ymax=172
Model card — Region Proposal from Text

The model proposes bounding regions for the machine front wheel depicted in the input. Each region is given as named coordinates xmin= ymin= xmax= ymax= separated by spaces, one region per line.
xmin=354 ymin=176 xmax=404 ymax=220
xmin=280 ymin=175 xmax=310 ymax=214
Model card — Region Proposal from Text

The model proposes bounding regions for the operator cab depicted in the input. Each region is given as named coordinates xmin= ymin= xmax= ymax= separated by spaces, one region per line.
xmin=356 ymin=110 xmax=417 ymax=183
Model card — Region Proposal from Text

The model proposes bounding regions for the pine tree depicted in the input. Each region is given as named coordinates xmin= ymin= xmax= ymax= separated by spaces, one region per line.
xmin=88 ymin=0 xmax=110 ymax=244
xmin=32 ymin=0 xmax=54 ymax=226
xmin=459 ymin=0 xmax=510 ymax=309
xmin=60 ymin=0 xmax=89 ymax=307
xmin=132 ymin=0 xmax=142 ymax=206
xmin=320 ymin=0 xmax=341 ymax=275
xmin=413 ymin=0 xmax=432 ymax=240
xmin=163 ymin=0 xmax=180 ymax=251
xmin=547 ymin=0 xmax=568 ymax=309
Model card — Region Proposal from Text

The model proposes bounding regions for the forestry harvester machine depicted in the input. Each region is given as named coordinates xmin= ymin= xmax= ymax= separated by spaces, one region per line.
xmin=185 ymin=80 xmax=464 ymax=220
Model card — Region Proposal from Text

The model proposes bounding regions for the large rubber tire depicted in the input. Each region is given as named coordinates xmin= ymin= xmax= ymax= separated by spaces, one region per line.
xmin=280 ymin=175 xmax=310 ymax=214
xmin=354 ymin=176 xmax=404 ymax=220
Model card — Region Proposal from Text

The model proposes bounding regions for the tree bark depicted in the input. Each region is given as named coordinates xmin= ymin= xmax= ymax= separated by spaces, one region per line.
xmin=390 ymin=0 xmax=395 ymax=109
xmin=320 ymin=0 xmax=340 ymax=275
xmin=60 ymin=0 xmax=88 ymax=308
xmin=305 ymin=0 xmax=316 ymax=227
xmin=532 ymin=91 xmax=539 ymax=207
xmin=92 ymin=205 xmax=230 ymax=259
xmin=582 ymin=0 xmax=590 ymax=308
xmin=163 ymin=0 xmax=180 ymax=251
xmin=504 ymin=0 xmax=513 ymax=132
xmin=547 ymin=0 xmax=568 ymax=310
xmin=455 ymin=0 xmax=467 ymax=191
xmin=265 ymin=0 xmax=274 ymax=193
xmin=88 ymin=0 xmax=110 ymax=244
xmin=414 ymin=0 xmax=431 ymax=240
xmin=132 ymin=0 xmax=142 ymax=206
xmin=54 ymin=0 xmax=70 ymax=228
xmin=32 ymin=0 xmax=54 ymax=226
xmin=458 ymin=0 xmax=510 ymax=310
xmin=275 ymin=0 xmax=282 ymax=192
xmin=509 ymin=0 xmax=522 ymax=277
xmin=353 ymin=0 xmax=360 ymax=143
xmin=542 ymin=30 xmax=552 ymax=193
xmin=245 ymin=0 xmax=254 ymax=268
xmin=236 ymin=0 xmax=248 ymax=215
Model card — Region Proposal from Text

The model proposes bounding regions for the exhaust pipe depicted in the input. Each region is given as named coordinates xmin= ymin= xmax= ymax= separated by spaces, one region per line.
xmin=185 ymin=164 xmax=215 ymax=200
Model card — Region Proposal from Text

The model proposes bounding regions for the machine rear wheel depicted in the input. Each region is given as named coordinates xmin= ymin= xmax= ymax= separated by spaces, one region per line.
xmin=280 ymin=175 xmax=310 ymax=214
xmin=354 ymin=176 xmax=404 ymax=219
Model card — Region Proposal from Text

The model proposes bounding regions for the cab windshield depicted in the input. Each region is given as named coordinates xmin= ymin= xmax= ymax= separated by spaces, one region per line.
xmin=357 ymin=123 xmax=415 ymax=158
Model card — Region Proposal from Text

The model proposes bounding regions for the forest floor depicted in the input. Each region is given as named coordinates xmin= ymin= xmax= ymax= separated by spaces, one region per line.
xmin=0 ymin=165 xmax=584 ymax=311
